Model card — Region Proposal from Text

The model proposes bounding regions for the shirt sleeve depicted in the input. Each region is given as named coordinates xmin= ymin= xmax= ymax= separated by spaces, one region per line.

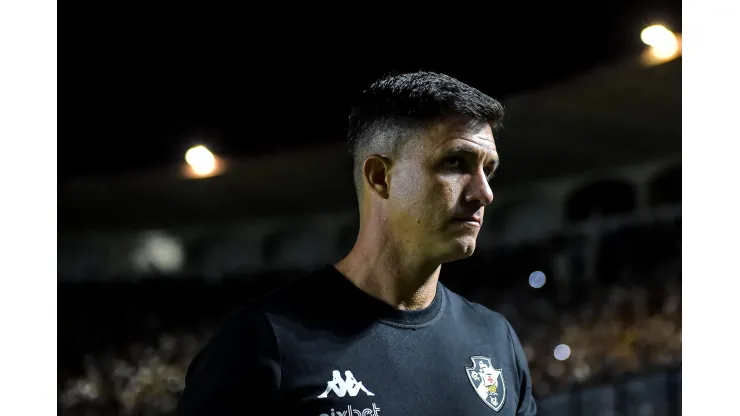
xmin=177 ymin=306 xmax=281 ymax=415
xmin=506 ymin=320 xmax=537 ymax=416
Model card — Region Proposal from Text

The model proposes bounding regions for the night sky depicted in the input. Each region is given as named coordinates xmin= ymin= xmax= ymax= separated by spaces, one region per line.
xmin=58 ymin=1 xmax=681 ymax=184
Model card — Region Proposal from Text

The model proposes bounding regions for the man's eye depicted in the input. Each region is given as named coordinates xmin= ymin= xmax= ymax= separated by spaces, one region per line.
xmin=444 ymin=157 xmax=462 ymax=168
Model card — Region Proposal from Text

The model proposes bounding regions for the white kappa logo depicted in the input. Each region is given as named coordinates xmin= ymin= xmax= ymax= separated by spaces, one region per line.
xmin=317 ymin=370 xmax=375 ymax=398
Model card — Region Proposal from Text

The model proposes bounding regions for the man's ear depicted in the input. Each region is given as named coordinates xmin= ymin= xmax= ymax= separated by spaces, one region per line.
xmin=362 ymin=154 xmax=392 ymax=199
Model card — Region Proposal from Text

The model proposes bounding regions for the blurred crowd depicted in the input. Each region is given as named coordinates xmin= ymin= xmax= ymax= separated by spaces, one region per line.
xmin=462 ymin=219 xmax=682 ymax=397
xmin=58 ymin=218 xmax=681 ymax=415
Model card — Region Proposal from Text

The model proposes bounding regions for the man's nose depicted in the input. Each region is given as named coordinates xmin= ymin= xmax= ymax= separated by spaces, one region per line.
xmin=465 ymin=170 xmax=495 ymax=206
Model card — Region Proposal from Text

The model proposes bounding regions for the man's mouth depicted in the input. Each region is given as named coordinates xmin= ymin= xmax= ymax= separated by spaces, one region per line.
xmin=451 ymin=216 xmax=482 ymax=226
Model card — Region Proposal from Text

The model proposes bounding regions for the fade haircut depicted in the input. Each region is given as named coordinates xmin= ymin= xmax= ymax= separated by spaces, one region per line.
xmin=347 ymin=71 xmax=504 ymax=198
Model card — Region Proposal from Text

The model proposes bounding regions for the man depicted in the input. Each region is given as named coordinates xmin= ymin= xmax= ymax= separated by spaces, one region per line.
xmin=177 ymin=71 xmax=537 ymax=415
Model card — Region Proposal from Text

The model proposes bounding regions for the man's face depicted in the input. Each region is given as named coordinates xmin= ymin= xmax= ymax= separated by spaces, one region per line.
xmin=387 ymin=118 xmax=499 ymax=262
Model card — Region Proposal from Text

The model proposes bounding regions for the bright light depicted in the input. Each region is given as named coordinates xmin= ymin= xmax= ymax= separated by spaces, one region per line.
xmin=641 ymin=24 xmax=680 ymax=60
xmin=529 ymin=271 xmax=546 ymax=288
xmin=554 ymin=344 xmax=571 ymax=361
xmin=131 ymin=231 xmax=184 ymax=274
xmin=185 ymin=145 xmax=217 ymax=177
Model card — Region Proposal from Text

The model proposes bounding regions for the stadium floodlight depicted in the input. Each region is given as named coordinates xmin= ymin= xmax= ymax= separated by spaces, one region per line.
xmin=641 ymin=24 xmax=680 ymax=60
xmin=185 ymin=145 xmax=217 ymax=177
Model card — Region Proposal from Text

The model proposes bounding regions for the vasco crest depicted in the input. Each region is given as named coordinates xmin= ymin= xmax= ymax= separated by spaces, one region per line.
xmin=465 ymin=356 xmax=506 ymax=412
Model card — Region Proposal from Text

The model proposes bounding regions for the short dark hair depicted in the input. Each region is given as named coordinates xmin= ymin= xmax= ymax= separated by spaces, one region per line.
xmin=347 ymin=71 xmax=504 ymax=196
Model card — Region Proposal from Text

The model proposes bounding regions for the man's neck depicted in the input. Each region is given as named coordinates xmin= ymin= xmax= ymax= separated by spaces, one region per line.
xmin=334 ymin=235 xmax=441 ymax=311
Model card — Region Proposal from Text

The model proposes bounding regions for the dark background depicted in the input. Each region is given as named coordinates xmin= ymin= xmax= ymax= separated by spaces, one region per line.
xmin=59 ymin=1 xmax=681 ymax=183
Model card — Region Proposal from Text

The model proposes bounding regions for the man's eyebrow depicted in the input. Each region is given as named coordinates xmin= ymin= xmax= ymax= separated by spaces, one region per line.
xmin=442 ymin=143 xmax=500 ymax=168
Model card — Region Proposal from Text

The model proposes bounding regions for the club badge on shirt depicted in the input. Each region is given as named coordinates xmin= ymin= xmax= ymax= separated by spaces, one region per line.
xmin=465 ymin=356 xmax=507 ymax=412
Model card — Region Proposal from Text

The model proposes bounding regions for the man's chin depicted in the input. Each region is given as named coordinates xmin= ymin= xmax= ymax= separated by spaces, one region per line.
xmin=440 ymin=237 xmax=478 ymax=262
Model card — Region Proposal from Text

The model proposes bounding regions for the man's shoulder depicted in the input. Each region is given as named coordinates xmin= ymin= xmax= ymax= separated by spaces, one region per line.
xmin=441 ymin=284 xmax=513 ymax=336
xmin=230 ymin=265 xmax=337 ymax=323
xmin=207 ymin=266 xmax=334 ymax=342
xmin=259 ymin=265 xmax=336 ymax=306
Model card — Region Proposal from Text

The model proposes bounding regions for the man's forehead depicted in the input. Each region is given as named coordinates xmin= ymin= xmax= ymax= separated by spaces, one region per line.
xmin=429 ymin=122 xmax=497 ymax=155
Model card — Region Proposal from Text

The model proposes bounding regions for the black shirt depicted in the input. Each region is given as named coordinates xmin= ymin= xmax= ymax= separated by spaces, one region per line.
xmin=178 ymin=265 xmax=537 ymax=415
